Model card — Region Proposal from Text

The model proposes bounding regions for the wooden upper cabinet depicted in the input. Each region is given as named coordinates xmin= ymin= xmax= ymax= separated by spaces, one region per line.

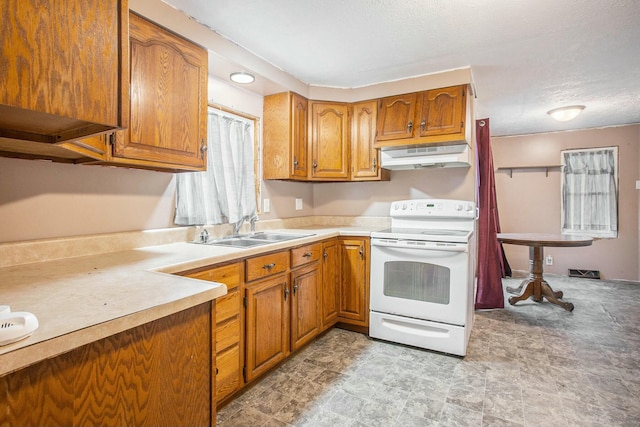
xmin=351 ymin=100 xmax=389 ymax=181
xmin=417 ymin=85 xmax=466 ymax=138
xmin=374 ymin=84 xmax=467 ymax=148
xmin=110 ymin=12 xmax=208 ymax=171
xmin=263 ymin=92 xmax=308 ymax=180
xmin=375 ymin=93 xmax=418 ymax=142
xmin=309 ymin=101 xmax=350 ymax=180
xmin=0 ymin=0 xmax=128 ymax=144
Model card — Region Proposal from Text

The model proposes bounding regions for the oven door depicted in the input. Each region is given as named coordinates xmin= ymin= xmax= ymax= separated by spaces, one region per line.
xmin=370 ymin=237 xmax=470 ymax=326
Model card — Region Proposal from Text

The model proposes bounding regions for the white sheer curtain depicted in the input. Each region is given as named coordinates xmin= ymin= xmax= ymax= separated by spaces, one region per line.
xmin=561 ymin=147 xmax=618 ymax=238
xmin=174 ymin=108 xmax=257 ymax=227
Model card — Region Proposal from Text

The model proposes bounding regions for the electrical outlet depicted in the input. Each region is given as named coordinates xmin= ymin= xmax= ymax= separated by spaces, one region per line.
xmin=295 ymin=198 xmax=303 ymax=210
xmin=546 ymin=255 xmax=553 ymax=265
xmin=263 ymin=198 xmax=270 ymax=213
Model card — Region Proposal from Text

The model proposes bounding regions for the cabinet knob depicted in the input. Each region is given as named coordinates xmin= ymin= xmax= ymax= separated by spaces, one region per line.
xmin=284 ymin=287 xmax=290 ymax=300
xmin=293 ymin=157 xmax=298 ymax=167
xmin=200 ymin=139 xmax=207 ymax=159
xmin=293 ymin=284 xmax=298 ymax=295
xmin=313 ymin=161 xmax=317 ymax=169
xmin=407 ymin=121 xmax=413 ymax=132
xmin=420 ymin=119 xmax=426 ymax=131
xmin=263 ymin=263 xmax=276 ymax=270
xmin=372 ymin=157 xmax=377 ymax=173
xmin=323 ymin=252 xmax=328 ymax=259
xmin=359 ymin=247 xmax=364 ymax=259
xmin=303 ymin=252 xmax=312 ymax=258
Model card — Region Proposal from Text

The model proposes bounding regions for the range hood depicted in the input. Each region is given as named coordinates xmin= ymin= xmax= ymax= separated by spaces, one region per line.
xmin=380 ymin=143 xmax=470 ymax=170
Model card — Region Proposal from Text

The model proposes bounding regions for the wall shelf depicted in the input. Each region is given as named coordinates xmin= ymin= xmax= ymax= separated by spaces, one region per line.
xmin=496 ymin=165 xmax=562 ymax=178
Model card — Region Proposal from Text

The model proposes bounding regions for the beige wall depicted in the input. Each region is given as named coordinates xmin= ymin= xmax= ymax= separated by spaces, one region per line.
xmin=492 ymin=125 xmax=640 ymax=281
xmin=0 ymin=157 xmax=176 ymax=243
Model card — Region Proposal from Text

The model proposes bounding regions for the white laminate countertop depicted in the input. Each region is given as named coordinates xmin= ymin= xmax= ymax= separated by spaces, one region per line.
xmin=0 ymin=226 xmax=377 ymax=376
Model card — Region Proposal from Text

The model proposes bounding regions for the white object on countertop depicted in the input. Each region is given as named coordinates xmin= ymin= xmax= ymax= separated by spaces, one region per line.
xmin=0 ymin=311 xmax=39 ymax=346
xmin=0 ymin=305 xmax=10 ymax=314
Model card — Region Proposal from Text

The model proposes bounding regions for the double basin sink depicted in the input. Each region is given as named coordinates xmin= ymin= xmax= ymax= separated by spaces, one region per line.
xmin=193 ymin=231 xmax=314 ymax=248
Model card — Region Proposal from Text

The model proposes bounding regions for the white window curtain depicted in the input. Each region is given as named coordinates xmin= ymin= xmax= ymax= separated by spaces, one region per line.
xmin=561 ymin=147 xmax=618 ymax=238
xmin=174 ymin=108 xmax=257 ymax=227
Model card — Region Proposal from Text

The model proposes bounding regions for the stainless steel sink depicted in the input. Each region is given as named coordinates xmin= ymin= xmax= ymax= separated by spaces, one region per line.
xmin=192 ymin=231 xmax=314 ymax=248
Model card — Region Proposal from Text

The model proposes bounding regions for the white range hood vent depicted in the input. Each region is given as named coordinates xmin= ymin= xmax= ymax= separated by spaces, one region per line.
xmin=380 ymin=143 xmax=470 ymax=170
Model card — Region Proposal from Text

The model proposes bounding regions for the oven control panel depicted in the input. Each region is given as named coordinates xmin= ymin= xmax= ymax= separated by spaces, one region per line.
xmin=390 ymin=199 xmax=476 ymax=218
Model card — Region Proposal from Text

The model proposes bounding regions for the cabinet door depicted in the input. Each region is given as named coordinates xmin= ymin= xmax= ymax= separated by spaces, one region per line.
xmin=112 ymin=12 xmax=207 ymax=170
xmin=338 ymin=238 xmax=370 ymax=326
xmin=351 ymin=100 xmax=383 ymax=180
xmin=375 ymin=93 xmax=418 ymax=142
xmin=309 ymin=102 xmax=350 ymax=180
xmin=245 ymin=275 xmax=289 ymax=382
xmin=263 ymin=92 xmax=308 ymax=180
xmin=321 ymin=238 xmax=340 ymax=330
xmin=290 ymin=263 xmax=321 ymax=351
xmin=0 ymin=0 xmax=127 ymax=143
xmin=417 ymin=85 xmax=465 ymax=138
xmin=291 ymin=93 xmax=309 ymax=178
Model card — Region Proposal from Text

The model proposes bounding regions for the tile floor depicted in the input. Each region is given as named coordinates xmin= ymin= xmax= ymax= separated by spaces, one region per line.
xmin=217 ymin=274 xmax=640 ymax=427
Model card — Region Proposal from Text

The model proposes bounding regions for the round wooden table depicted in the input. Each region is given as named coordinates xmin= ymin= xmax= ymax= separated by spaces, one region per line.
xmin=497 ymin=233 xmax=593 ymax=311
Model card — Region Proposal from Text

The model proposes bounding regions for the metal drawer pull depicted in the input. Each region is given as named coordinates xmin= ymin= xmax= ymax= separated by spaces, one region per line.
xmin=302 ymin=252 xmax=313 ymax=258
xmin=262 ymin=263 xmax=276 ymax=270
xmin=293 ymin=284 xmax=298 ymax=295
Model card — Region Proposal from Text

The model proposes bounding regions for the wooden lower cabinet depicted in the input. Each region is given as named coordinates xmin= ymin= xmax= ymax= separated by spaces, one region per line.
xmin=244 ymin=273 xmax=290 ymax=382
xmin=183 ymin=262 xmax=243 ymax=405
xmin=0 ymin=303 xmax=214 ymax=427
xmin=337 ymin=237 xmax=370 ymax=327
xmin=290 ymin=261 xmax=322 ymax=351
xmin=321 ymin=238 xmax=340 ymax=330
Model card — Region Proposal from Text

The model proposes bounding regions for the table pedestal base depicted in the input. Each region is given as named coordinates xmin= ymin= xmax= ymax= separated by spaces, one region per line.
xmin=506 ymin=246 xmax=574 ymax=312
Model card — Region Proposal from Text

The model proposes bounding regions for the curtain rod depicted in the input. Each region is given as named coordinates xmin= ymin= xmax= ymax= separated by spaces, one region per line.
xmin=209 ymin=102 xmax=260 ymax=122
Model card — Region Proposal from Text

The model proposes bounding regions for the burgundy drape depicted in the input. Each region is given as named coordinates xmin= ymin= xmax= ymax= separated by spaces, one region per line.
xmin=475 ymin=118 xmax=510 ymax=309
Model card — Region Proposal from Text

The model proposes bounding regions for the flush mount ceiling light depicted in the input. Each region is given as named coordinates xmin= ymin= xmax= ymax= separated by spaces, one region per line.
xmin=229 ymin=71 xmax=255 ymax=84
xmin=547 ymin=105 xmax=585 ymax=122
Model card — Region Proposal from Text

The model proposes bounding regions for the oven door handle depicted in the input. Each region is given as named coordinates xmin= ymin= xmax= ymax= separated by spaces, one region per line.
xmin=371 ymin=238 xmax=468 ymax=252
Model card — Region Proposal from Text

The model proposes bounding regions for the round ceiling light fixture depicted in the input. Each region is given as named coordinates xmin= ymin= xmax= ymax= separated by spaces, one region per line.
xmin=547 ymin=105 xmax=585 ymax=122
xmin=229 ymin=71 xmax=255 ymax=84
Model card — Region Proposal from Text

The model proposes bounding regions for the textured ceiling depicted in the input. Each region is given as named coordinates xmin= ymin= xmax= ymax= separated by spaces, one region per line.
xmin=163 ymin=0 xmax=640 ymax=136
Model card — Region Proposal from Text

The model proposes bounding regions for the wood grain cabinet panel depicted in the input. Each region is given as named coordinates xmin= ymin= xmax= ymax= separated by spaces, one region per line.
xmin=309 ymin=101 xmax=350 ymax=180
xmin=0 ymin=0 xmax=128 ymax=144
xmin=0 ymin=303 xmax=213 ymax=427
xmin=321 ymin=238 xmax=340 ymax=331
xmin=337 ymin=237 xmax=370 ymax=327
xmin=375 ymin=93 xmax=418 ymax=142
xmin=110 ymin=12 xmax=208 ymax=171
xmin=246 ymin=251 xmax=289 ymax=282
xmin=244 ymin=274 xmax=290 ymax=382
xmin=290 ymin=262 xmax=321 ymax=351
xmin=263 ymin=92 xmax=309 ymax=180
xmin=351 ymin=100 xmax=389 ymax=181
xmin=417 ymin=85 xmax=466 ymax=138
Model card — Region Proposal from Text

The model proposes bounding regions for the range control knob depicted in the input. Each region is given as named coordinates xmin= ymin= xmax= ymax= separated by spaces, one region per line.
xmin=456 ymin=204 xmax=463 ymax=211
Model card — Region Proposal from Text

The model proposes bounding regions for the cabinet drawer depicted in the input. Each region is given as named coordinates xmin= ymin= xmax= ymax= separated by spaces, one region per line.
xmin=216 ymin=289 xmax=240 ymax=324
xmin=216 ymin=317 xmax=240 ymax=353
xmin=245 ymin=251 xmax=289 ymax=282
xmin=216 ymin=344 xmax=241 ymax=403
xmin=291 ymin=243 xmax=322 ymax=268
xmin=184 ymin=262 xmax=241 ymax=289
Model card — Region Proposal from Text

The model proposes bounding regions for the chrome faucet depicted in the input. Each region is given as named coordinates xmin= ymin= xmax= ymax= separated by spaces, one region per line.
xmin=233 ymin=218 xmax=245 ymax=236
xmin=250 ymin=216 xmax=257 ymax=234
xmin=198 ymin=228 xmax=209 ymax=243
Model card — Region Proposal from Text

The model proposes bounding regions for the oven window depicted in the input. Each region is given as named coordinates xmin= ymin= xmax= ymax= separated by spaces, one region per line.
xmin=383 ymin=261 xmax=450 ymax=304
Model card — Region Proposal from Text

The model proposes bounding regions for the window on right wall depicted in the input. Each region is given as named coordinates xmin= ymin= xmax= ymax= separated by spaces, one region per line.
xmin=561 ymin=146 xmax=619 ymax=238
